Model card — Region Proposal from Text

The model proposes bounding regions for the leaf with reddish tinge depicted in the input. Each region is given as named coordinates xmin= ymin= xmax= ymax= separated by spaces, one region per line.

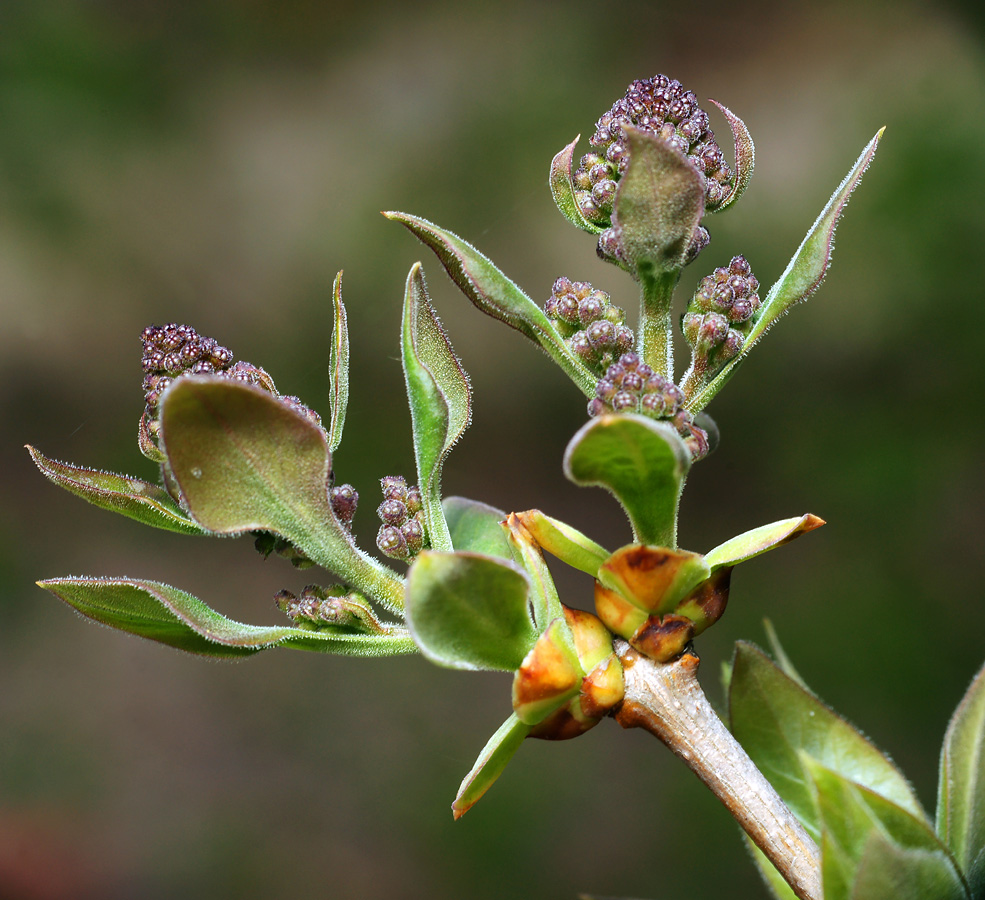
xmin=384 ymin=211 xmax=598 ymax=397
xmin=937 ymin=660 xmax=985 ymax=897
xmin=28 ymin=445 xmax=207 ymax=535
xmin=38 ymin=577 xmax=416 ymax=658
xmin=453 ymin=713 xmax=531 ymax=820
xmin=549 ymin=135 xmax=603 ymax=234
xmin=327 ymin=270 xmax=349 ymax=453
xmin=599 ymin=544 xmax=709 ymax=616
xmin=402 ymin=264 xmax=471 ymax=552
xmin=704 ymin=514 xmax=825 ymax=571
xmin=159 ymin=376 xmax=405 ymax=612
xmin=512 ymin=619 xmax=582 ymax=725
xmin=688 ymin=128 xmax=885 ymax=413
xmin=406 ymin=551 xmax=537 ymax=672
xmin=564 ymin=414 xmax=690 ymax=548
xmin=709 ymin=100 xmax=755 ymax=212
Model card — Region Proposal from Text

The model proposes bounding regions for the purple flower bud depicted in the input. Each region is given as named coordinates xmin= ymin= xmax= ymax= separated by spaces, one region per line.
xmin=378 ymin=498 xmax=407 ymax=526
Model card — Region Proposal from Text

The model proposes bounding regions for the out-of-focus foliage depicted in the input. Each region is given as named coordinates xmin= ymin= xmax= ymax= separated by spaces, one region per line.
xmin=4 ymin=1 xmax=985 ymax=898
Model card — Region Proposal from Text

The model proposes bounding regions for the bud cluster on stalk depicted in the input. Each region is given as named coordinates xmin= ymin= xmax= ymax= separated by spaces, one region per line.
xmin=587 ymin=352 xmax=709 ymax=460
xmin=545 ymin=277 xmax=634 ymax=373
xmin=375 ymin=476 xmax=428 ymax=562
xmin=274 ymin=584 xmax=384 ymax=634
xmin=681 ymin=256 xmax=761 ymax=395
xmin=573 ymin=74 xmax=734 ymax=228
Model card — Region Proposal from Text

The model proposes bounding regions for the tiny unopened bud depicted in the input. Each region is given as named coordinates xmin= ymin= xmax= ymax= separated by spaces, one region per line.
xmin=330 ymin=484 xmax=358 ymax=527
xmin=378 ymin=498 xmax=407 ymax=526
xmin=377 ymin=524 xmax=408 ymax=561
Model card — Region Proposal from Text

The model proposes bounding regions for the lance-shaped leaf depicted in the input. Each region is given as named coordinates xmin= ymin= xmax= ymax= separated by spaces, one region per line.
xmin=730 ymin=643 xmax=926 ymax=843
xmin=704 ymin=514 xmax=825 ymax=571
xmin=442 ymin=495 xmax=511 ymax=559
xmin=803 ymin=757 xmax=968 ymax=900
xmin=452 ymin=713 xmax=531 ymax=820
xmin=504 ymin=513 xmax=569 ymax=634
xmin=564 ymin=413 xmax=690 ymax=548
xmin=402 ymin=264 xmax=471 ymax=552
xmin=405 ymin=551 xmax=537 ymax=672
xmin=38 ymin=577 xmax=416 ymax=658
xmin=709 ymin=100 xmax=755 ymax=212
xmin=28 ymin=446 xmax=208 ymax=535
xmin=327 ymin=270 xmax=349 ymax=453
xmin=687 ymin=128 xmax=884 ymax=413
xmin=549 ymin=135 xmax=603 ymax=234
xmin=384 ymin=211 xmax=598 ymax=397
xmin=513 ymin=509 xmax=609 ymax=578
xmin=159 ymin=376 xmax=405 ymax=612
xmin=937 ymin=660 xmax=985 ymax=896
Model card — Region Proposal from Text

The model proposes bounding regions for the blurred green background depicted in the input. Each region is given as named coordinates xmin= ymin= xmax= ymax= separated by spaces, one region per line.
xmin=2 ymin=0 xmax=984 ymax=897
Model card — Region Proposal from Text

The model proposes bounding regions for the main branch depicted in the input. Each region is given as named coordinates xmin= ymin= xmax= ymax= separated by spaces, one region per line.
xmin=612 ymin=641 xmax=821 ymax=900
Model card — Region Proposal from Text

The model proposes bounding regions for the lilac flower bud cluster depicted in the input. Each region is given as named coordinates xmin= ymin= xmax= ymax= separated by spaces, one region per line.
xmin=573 ymin=75 xmax=734 ymax=228
xmin=274 ymin=584 xmax=382 ymax=633
xmin=375 ymin=476 xmax=427 ymax=562
xmin=545 ymin=277 xmax=635 ymax=373
xmin=587 ymin=352 xmax=710 ymax=460
xmin=682 ymin=256 xmax=761 ymax=378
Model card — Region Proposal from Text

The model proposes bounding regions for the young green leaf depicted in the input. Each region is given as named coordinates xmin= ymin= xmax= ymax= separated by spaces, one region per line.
xmin=452 ymin=713 xmax=532 ymax=820
xmin=405 ymin=551 xmax=537 ymax=672
xmin=563 ymin=413 xmax=690 ymax=548
xmin=28 ymin=445 xmax=208 ymax=535
xmin=549 ymin=135 xmax=603 ymax=234
xmin=803 ymin=757 xmax=968 ymax=900
xmin=687 ymin=128 xmax=885 ymax=413
xmin=38 ymin=577 xmax=416 ymax=658
xmin=709 ymin=100 xmax=755 ymax=212
xmin=937 ymin=661 xmax=985 ymax=896
xmin=762 ymin=619 xmax=809 ymax=690
xmin=327 ymin=270 xmax=349 ymax=453
xmin=402 ymin=263 xmax=472 ymax=552
xmin=159 ymin=376 xmax=405 ymax=612
xmin=513 ymin=509 xmax=610 ymax=578
xmin=442 ymin=496 xmax=511 ymax=559
xmin=504 ymin=514 xmax=569 ymax=635
xmin=850 ymin=833 xmax=970 ymax=900
xmin=704 ymin=514 xmax=825 ymax=571
xmin=729 ymin=642 xmax=926 ymax=843
xmin=383 ymin=211 xmax=598 ymax=397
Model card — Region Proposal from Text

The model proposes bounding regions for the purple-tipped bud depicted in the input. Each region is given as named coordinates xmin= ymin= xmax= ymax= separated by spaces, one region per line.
xmin=546 ymin=277 xmax=636 ymax=372
xmin=402 ymin=517 xmax=426 ymax=555
xmin=376 ymin=476 xmax=428 ymax=561
xmin=330 ymin=484 xmax=358 ymax=528
xmin=377 ymin=524 xmax=409 ymax=561
xmin=405 ymin=486 xmax=423 ymax=516
xmin=378 ymin=498 xmax=407 ymax=526
xmin=380 ymin=475 xmax=408 ymax=502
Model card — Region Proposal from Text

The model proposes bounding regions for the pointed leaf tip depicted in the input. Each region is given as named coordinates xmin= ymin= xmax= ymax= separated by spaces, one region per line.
xmin=708 ymin=100 xmax=755 ymax=212
xmin=327 ymin=269 xmax=350 ymax=454
xmin=550 ymin=135 xmax=603 ymax=235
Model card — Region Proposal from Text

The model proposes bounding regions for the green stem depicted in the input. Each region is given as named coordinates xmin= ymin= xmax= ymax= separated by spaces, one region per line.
xmin=638 ymin=270 xmax=679 ymax=380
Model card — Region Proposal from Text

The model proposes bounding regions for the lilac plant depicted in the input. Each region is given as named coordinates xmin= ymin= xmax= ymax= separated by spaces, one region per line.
xmin=30 ymin=75 xmax=985 ymax=900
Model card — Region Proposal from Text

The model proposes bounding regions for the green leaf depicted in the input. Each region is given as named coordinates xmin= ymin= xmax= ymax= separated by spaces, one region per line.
xmin=402 ymin=263 xmax=472 ymax=552
xmin=452 ymin=713 xmax=531 ymax=820
xmin=549 ymin=135 xmax=603 ymax=234
xmin=405 ymin=551 xmax=537 ymax=672
xmin=851 ymin=833 xmax=970 ymax=900
xmin=28 ymin=445 xmax=208 ymax=535
xmin=513 ymin=509 xmax=610 ymax=578
xmin=762 ymin=618 xmax=809 ymax=690
xmin=729 ymin=642 xmax=926 ymax=843
xmin=442 ymin=496 xmax=511 ymax=559
xmin=159 ymin=376 xmax=405 ymax=612
xmin=384 ymin=211 xmax=598 ymax=396
xmin=803 ymin=757 xmax=968 ymax=900
xmin=563 ymin=413 xmax=690 ymax=548
xmin=709 ymin=100 xmax=755 ymax=212
xmin=327 ymin=270 xmax=349 ymax=453
xmin=38 ymin=577 xmax=416 ymax=658
xmin=504 ymin=514 xmax=568 ymax=634
xmin=938 ymin=661 xmax=985 ymax=896
xmin=687 ymin=128 xmax=885 ymax=413
xmin=704 ymin=514 xmax=825 ymax=571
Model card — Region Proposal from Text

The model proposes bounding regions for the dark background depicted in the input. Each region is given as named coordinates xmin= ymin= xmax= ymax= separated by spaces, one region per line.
xmin=2 ymin=1 xmax=984 ymax=897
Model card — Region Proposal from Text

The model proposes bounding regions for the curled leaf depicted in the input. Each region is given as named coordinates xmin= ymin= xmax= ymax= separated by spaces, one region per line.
xmin=38 ymin=577 xmax=416 ymax=658
xmin=384 ymin=211 xmax=598 ymax=397
xmin=709 ymin=100 xmax=755 ymax=212
xmin=28 ymin=445 xmax=207 ymax=535
xmin=327 ymin=270 xmax=349 ymax=453
xmin=549 ymin=135 xmax=603 ymax=234
xmin=442 ymin=495 xmax=511 ymax=559
xmin=687 ymin=128 xmax=885 ymax=413
xmin=402 ymin=263 xmax=472 ymax=552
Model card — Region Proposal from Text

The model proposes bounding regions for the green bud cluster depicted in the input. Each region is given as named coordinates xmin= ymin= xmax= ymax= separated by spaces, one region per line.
xmin=274 ymin=584 xmax=383 ymax=634
xmin=588 ymin=352 xmax=709 ymax=460
xmin=682 ymin=256 xmax=760 ymax=390
xmin=573 ymin=75 xmax=734 ymax=229
xmin=545 ymin=277 xmax=634 ymax=373
xmin=375 ymin=476 xmax=427 ymax=562
xmin=254 ymin=532 xmax=315 ymax=568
